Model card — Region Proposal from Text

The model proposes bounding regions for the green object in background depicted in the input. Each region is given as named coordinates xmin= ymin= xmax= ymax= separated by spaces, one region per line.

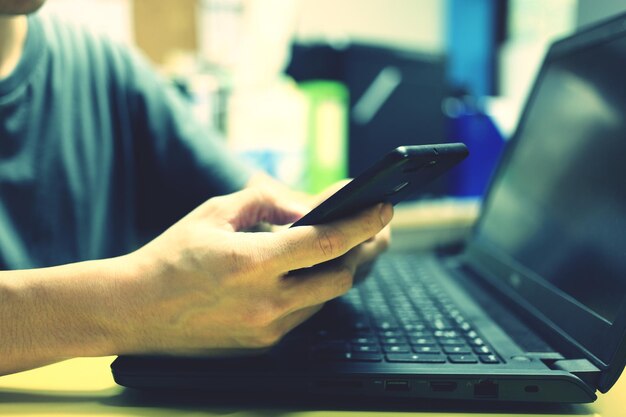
xmin=299 ymin=81 xmax=349 ymax=194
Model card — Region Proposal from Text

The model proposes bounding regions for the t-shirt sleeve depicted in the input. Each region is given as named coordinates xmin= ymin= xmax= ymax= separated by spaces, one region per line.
xmin=116 ymin=48 xmax=252 ymax=239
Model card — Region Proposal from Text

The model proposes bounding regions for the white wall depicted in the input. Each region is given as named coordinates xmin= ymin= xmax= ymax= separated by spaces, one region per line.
xmin=294 ymin=0 xmax=446 ymax=53
xmin=491 ymin=0 xmax=577 ymax=138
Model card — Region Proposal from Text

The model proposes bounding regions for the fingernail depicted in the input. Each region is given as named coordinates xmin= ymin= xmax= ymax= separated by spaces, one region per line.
xmin=379 ymin=203 xmax=393 ymax=226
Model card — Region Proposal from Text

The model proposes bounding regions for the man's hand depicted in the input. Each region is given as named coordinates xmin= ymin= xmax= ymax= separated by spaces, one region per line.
xmin=246 ymin=172 xmax=392 ymax=283
xmin=101 ymin=188 xmax=393 ymax=356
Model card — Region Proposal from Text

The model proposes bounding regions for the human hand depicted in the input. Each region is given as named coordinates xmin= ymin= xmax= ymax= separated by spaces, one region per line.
xmin=246 ymin=173 xmax=392 ymax=282
xmin=122 ymin=188 xmax=393 ymax=356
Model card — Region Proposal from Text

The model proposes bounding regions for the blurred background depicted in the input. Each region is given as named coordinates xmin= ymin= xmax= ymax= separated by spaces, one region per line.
xmin=41 ymin=0 xmax=625 ymax=198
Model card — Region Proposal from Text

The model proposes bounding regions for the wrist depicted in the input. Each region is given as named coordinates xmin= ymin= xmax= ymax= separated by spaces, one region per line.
xmin=107 ymin=247 xmax=181 ymax=356
xmin=56 ymin=254 xmax=147 ymax=358
xmin=95 ymin=252 xmax=157 ymax=356
xmin=0 ymin=255 xmax=148 ymax=373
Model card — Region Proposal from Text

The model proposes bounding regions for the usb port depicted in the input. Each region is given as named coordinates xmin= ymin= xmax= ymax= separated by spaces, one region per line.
xmin=474 ymin=380 xmax=499 ymax=398
xmin=430 ymin=381 xmax=458 ymax=392
xmin=385 ymin=380 xmax=410 ymax=392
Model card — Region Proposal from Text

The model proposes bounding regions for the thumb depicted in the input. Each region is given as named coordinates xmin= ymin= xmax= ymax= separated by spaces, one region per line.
xmin=201 ymin=188 xmax=304 ymax=231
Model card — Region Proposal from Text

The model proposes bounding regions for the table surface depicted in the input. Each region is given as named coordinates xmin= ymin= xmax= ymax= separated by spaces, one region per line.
xmin=1 ymin=199 xmax=625 ymax=416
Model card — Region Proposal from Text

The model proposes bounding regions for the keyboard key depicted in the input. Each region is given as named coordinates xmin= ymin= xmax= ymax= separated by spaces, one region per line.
xmin=413 ymin=346 xmax=441 ymax=354
xmin=448 ymin=354 xmax=478 ymax=364
xmin=351 ymin=337 xmax=377 ymax=344
xmin=378 ymin=330 xmax=404 ymax=338
xmin=430 ymin=319 xmax=454 ymax=330
xmin=409 ymin=337 xmax=437 ymax=345
xmin=383 ymin=345 xmax=411 ymax=353
xmin=459 ymin=322 xmax=472 ymax=331
xmin=406 ymin=331 xmax=432 ymax=338
xmin=376 ymin=321 xmax=399 ymax=330
xmin=474 ymin=345 xmax=493 ymax=354
xmin=444 ymin=346 xmax=472 ymax=354
xmin=352 ymin=344 xmax=380 ymax=353
xmin=438 ymin=338 xmax=466 ymax=346
xmin=479 ymin=354 xmax=500 ymax=364
xmin=434 ymin=330 xmax=459 ymax=338
xmin=386 ymin=353 xmax=447 ymax=363
xmin=403 ymin=323 xmax=427 ymax=332
xmin=468 ymin=337 xmax=485 ymax=347
xmin=381 ymin=337 xmax=406 ymax=344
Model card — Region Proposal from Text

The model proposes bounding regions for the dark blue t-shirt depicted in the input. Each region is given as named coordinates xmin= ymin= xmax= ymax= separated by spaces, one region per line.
xmin=0 ymin=15 xmax=250 ymax=269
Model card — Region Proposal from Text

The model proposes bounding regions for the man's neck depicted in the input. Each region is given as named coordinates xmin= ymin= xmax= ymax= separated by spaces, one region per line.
xmin=0 ymin=15 xmax=28 ymax=80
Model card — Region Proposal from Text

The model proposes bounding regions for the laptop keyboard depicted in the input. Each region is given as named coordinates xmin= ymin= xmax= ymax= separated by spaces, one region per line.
xmin=305 ymin=254 xmax=502 ymax=365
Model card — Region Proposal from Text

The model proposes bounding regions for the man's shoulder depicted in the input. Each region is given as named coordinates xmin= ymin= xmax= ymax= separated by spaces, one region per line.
xmin=35 ymin=14 xmax=146 ymax=87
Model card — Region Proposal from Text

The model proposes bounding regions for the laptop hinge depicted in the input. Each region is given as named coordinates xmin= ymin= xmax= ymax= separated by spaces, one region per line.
xmin=550 ymin=359 xmax=601 ymax=387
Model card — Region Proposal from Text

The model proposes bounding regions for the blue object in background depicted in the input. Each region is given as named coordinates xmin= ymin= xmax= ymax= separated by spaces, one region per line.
xmin=447 ymin=103 xmax=505 ymax=197
xmin=446 ymin=0 xmax=499 ymax=97
xmin=445 ymin=0 xmax=506 ymax=197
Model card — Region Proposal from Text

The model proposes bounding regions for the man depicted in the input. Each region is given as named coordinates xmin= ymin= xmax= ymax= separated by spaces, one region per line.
xmin=0 ymin=1 xmax=391 ymax=375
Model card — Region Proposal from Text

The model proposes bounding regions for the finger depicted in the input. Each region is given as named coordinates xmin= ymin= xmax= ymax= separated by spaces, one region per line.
xmin=278 ymin=241 xmax=384 ymax=311
xmin=352 ymin=224 xmax=391 ymax=265
xmin=245 ymin=170 xmax=314 ymax=216
xmin=271 ymin=203 xmax=394 ymax=271
xmin=351 ymin=224 xmax=391 ymax=282
xmin=200 ymin=188 xmax=304 ymax=231
xmin=280 ymin=260 xmax=359 ymax=310
xmin=365 ymin=222 xmax=391 ymax=243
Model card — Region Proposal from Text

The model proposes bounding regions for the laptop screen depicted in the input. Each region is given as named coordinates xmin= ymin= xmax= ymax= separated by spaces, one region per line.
xmin=476 ymin=30 xmax=626 ymax=324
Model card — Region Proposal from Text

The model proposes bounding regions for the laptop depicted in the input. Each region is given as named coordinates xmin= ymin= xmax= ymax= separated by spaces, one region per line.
xmin=111 ymin=12 xmax=626 ymax=403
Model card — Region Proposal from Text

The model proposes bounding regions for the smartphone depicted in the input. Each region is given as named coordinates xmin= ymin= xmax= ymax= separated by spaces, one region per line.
xmin=291 ymin=143 xmax=469 ymax=227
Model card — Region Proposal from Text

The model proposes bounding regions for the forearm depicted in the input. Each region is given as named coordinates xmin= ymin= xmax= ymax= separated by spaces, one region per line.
xmin=0 ymin=255 xmax=141 ymax=375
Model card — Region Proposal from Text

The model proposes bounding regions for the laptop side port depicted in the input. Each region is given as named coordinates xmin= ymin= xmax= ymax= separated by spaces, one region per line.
xmin=474 ymin=380 xmax=499 ymax=398
xmin=524 ymin=384 xmax=540 ymax=393
xmin=429 ymin=381 xmax=458 ymax=392
xmin=385 ymin=380 xmax=410 ymax=392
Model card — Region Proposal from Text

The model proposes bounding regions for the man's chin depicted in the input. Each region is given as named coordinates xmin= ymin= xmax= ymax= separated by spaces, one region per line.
xmin=0 ymin=0 xmax=46 ymax=16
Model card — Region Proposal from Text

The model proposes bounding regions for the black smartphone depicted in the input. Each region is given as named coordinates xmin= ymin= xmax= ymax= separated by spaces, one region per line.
xmin=291 ymin=143 xmax=469 ymax=227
